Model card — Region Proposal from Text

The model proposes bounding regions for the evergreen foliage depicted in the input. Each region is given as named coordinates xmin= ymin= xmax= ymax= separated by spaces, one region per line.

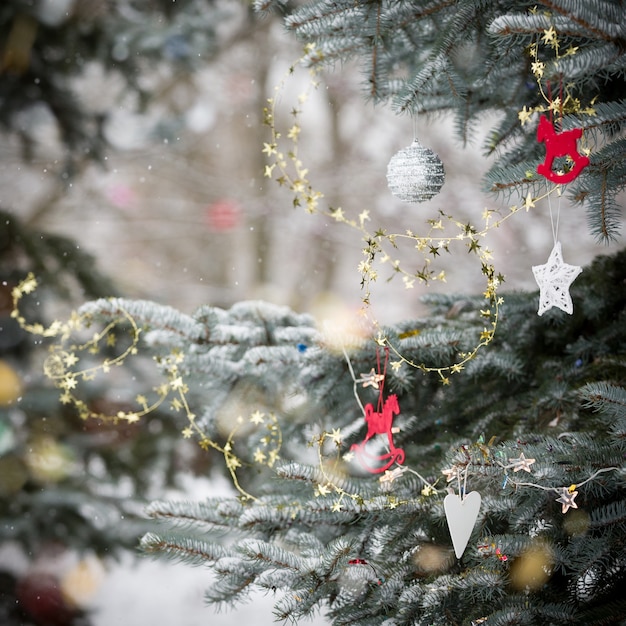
xmin=0 ymin=213 xmax=183 ymax=589
xmin=141 ymin=249 xmax=626 ymax=625
xmin=0 ymin=0 xmax=240 ymax=168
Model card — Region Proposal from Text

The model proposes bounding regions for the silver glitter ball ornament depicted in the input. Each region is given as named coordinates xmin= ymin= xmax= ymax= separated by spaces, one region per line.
xmin=386 ymin=139 xmax=445 ymax=203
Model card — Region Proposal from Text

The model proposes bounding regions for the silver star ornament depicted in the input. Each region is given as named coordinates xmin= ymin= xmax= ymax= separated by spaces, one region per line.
xmin=556 ymin=487 xmax=579 ymax=514
xmin=532 ymin=241 xmax=582 ymax=315
xmin=358 ymin=368 xmax=385 ymax=389
xmin=508 ymin=453 xmax=536 ymax=473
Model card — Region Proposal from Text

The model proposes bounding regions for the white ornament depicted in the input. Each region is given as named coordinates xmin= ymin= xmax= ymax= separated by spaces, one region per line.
xmin=532 ymin=241 xmax=582 ymax=315
xmin=444 ymin=491 xmax=482 ymax=559
xmin=386 ymin=139 xmax=445 ymax=203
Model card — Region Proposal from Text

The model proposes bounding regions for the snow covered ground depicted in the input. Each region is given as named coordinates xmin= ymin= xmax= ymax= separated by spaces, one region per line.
xmin=92 ymin=556 xmax=329 ymax=626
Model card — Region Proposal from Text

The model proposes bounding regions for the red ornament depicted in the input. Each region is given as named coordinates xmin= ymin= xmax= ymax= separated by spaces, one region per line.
xmin=16 ymin=572 xmax=81 ymax=626
xmin=350 ymin=393 xmax=405 ymax=473
xmin=205 ymin=199 xmax=241 ymax=232
xmin=536 ymin=114 xmax=589 ymax=183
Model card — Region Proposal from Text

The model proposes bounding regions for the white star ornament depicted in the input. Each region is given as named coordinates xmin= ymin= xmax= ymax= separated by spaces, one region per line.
xmin=532 ymin=242 xmax=582 ymax=315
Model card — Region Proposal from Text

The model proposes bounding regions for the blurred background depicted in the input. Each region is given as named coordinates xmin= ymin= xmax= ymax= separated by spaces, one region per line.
xmin=0 ymin=1 xmax=621 ymax=625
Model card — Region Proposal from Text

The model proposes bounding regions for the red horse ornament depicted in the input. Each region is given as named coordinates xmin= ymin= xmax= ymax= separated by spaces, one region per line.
xmin=536 ymin=114 xmax=589 ymax=184
xmin=350 ymin=394 xmax=405 ymax=474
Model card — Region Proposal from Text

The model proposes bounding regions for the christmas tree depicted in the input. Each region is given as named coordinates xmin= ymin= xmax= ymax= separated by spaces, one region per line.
xmin=6 ymin=1 xmax=626 ymax=625
xmin=139 ymin=2 xmax=623 ymax=624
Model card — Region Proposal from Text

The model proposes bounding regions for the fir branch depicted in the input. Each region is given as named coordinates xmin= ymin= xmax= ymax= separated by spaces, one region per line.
xmin=575 ymin=598 xmax=626 ymax=625
xmin=393 ymin=54 xmax=458 ymax=113
xmin=272 ymin=586 xmax=327 ymax=623
xmin=238 ymin=538 xmax=304 ymax=571
xmin=571 ymin=99 xmax=626 ymax=134
xmin=79 ymin=297 xmax=206 ymax=343
xmin=537 ymin=0 xmax=626 ymax=41
xmin=383 ymin=0 xmax=457 ymax=29
xmin=484 ymin=160 xmax=543 ymax=196
xmin=145 ymin=498 xmax=244 ymax=532
xmin=237 ymin=498 xmax=346 ymax=533
xmin=464 ymin=349 xmax=525 ymax=381
xmin=488 ymin=11 xmax=615 ymax=41
xmin=369 ymin=1 xmax=383 ymax=99
xmin=139 ymin=532 xmax=225 ymax=566
xmin=578 ymin=382 xmax=626 ymax=421
xmin=583 ymin=166 xmax=622 ymax=242
xmin=204 ymin=572 xmax=257 ymax=607
xmin=589 ymin=500 xmax=626 ymax=531
xmin=552 ymin=42 xmax=624 ymax=81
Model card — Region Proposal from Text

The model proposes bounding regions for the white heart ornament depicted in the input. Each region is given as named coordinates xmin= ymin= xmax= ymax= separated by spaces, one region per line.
xmin=444 ymin=491 xmax=482 ymax=559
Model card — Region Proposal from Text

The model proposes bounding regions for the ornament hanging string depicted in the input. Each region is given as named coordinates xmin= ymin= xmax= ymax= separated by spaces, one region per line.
xmin=375 ymin=345 xmax=389 ymax=414
xmin=457 ymin=465 xmax=469 ymax=501
xmin=343 ymin=346 xmax=366 ymax=416
xmin=546 ymin=80 xmax=560 ymax=126
xmin=547 ymin=78 xmax=559 ymax=217
xmin=547 ymin=183 xmax=562 ymax=244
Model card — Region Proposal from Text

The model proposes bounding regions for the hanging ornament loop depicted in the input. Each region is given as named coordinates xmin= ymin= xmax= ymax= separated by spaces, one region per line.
xmin=529 ymin=40 xmax=586 ymax=315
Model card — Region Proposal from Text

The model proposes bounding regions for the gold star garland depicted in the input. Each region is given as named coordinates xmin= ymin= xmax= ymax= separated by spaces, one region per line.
xmin=518 ymin=14 xmax=597 ymax=128
xmin=307 ymin=424 xmax=620 ymax=516
xmin=310 ymin=429 xmax=367 ymax=512
xmin=261 ymin=37 xmax=590 ymax=385
xmin=11 ymin=273 xmax=281 ymax=502
xmin=12 ymin=275 xmax=619 ymax=514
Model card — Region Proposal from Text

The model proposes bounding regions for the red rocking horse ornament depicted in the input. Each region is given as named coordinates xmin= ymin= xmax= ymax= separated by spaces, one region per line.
xmin=351 ymin=393 xmax=405 ymax=474
xmin=536 ymin=114 xmax=589 ymax=184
